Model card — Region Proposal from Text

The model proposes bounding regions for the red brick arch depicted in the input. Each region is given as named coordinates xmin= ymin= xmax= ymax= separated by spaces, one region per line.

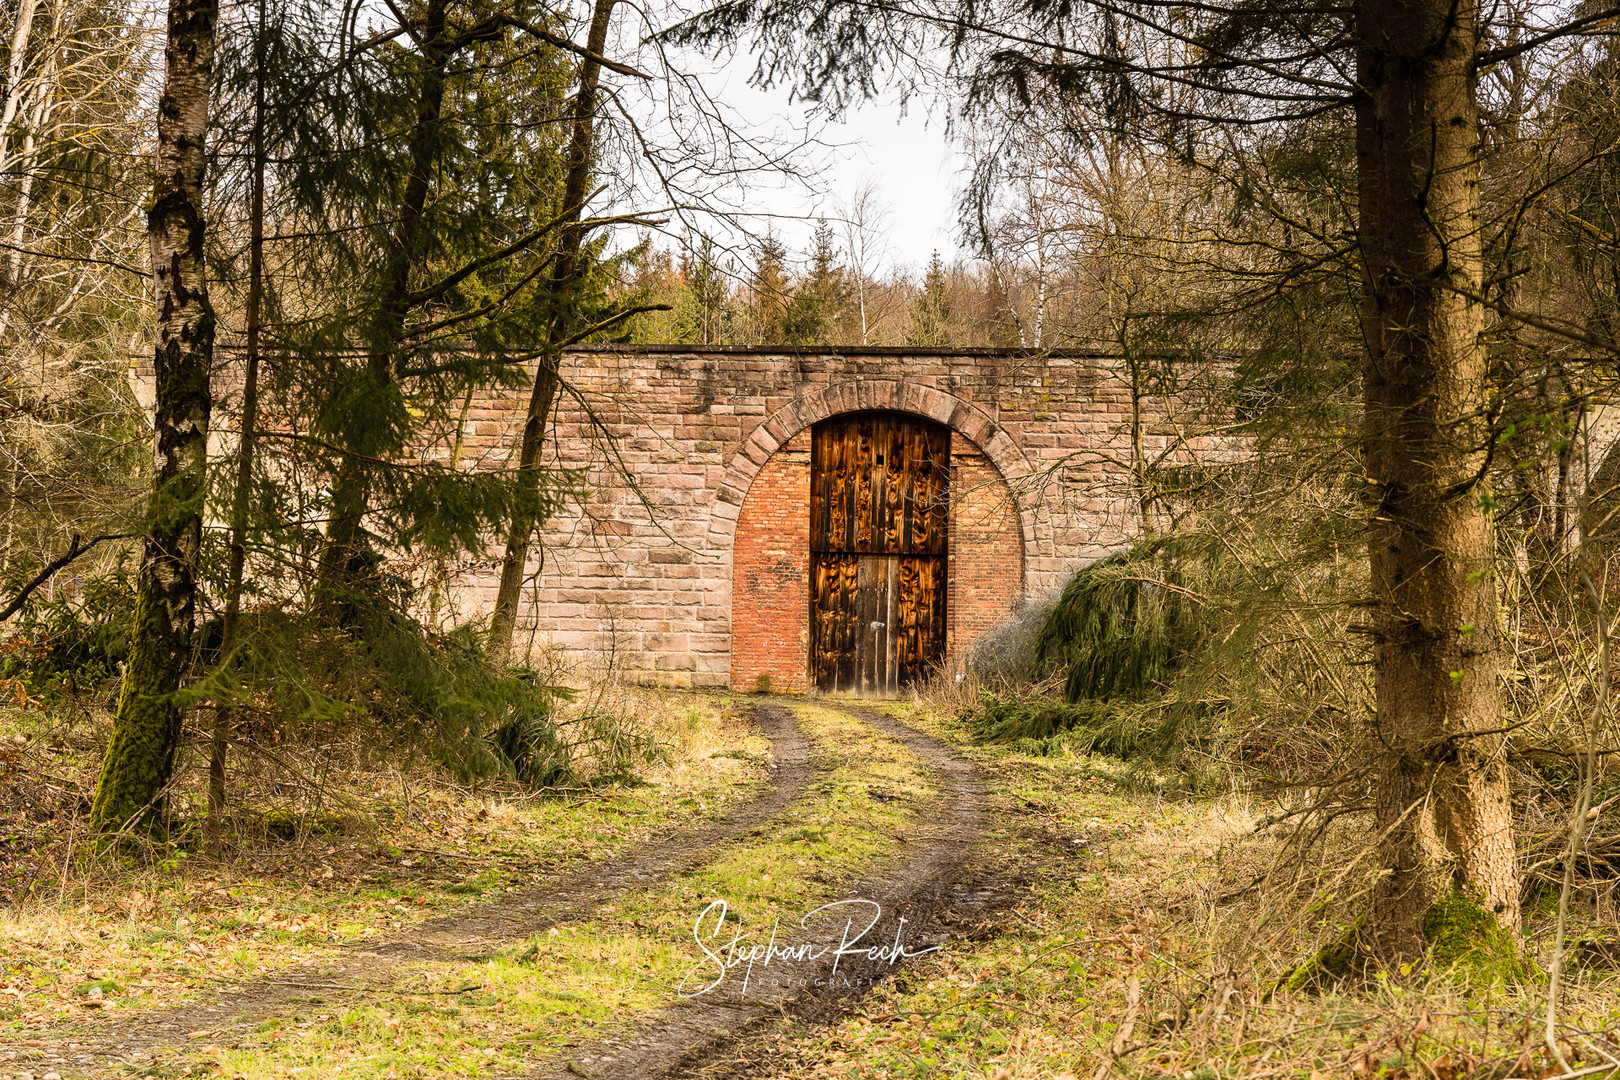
xmin=716 ymin=380 xmax=1042 ymax=692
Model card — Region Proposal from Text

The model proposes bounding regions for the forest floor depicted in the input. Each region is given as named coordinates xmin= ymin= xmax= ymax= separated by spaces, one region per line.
xmin=4 ymin=692 xmax=1620 ymax=1080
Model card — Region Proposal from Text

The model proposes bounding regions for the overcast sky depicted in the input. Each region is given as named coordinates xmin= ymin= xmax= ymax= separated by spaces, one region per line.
xmin=682 ymin=50 xmax=970 ymax=275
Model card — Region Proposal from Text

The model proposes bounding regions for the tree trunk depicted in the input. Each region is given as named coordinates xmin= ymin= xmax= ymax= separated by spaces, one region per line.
xmin=315 ymin=0 xmax=449 ymax=597
xmin=89 ymin=0 xmax=215 ymax=836
xmin=1356 ymin=0 xmax=1519 ymax=959
xmin=207 ymin=1 xmax=267 ymax=844
xmin=487 ymin=0 xmax=616 ymax=663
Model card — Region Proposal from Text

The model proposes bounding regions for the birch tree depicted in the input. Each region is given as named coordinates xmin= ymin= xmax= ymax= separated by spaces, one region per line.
xmin=88 ymin=0 xmax=215 ymax=835
xmin=836 ymin=181 xmax=894 ymax=346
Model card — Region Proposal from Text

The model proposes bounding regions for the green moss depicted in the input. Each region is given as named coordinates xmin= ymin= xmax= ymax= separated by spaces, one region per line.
xmin=262 ymin=809 xmax=346 ymax=840
xmin=89 ymin=587 xmax=184 ymax=838
xmin=73 ymin=978 xmax=124 ymax=997
xmin=1523 ymin=879 xmax=1562 ymax=920
xmin=1282 ymin=919 xmax=1363 ymax=994
xmin=1423 ymin=887 xmax=1529 ymax=984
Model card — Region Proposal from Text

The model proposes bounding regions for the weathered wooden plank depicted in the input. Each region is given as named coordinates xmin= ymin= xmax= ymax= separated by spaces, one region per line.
xmin=858 ymin=557 xmax=874 ymax=693
xmin=809 ymin=411 xmax=951 ymax=694
xmin=898 ymin=556 xmax=920 ymax=685
xmin=811 ymin=411 xmax=949 ymax=556
xmin=847 ymin=555 xmax=861 ymax=691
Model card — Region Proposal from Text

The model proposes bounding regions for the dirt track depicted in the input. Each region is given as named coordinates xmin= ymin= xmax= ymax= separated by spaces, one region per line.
xmin=529 ymin=702 xmax=999 ymax=1080
xmin=7 ymin=700 xmax=1008 ymax=1080
xmin=6 ymin=704 xmax=812 ymax=1077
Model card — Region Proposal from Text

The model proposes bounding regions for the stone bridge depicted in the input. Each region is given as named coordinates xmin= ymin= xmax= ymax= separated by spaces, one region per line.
xmin=440 ymin=345 xmax=1226 ymax=693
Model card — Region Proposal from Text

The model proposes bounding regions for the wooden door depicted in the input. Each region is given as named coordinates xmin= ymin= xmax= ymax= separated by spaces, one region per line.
xmin=809 ymin=412 xmax=949 ymax=695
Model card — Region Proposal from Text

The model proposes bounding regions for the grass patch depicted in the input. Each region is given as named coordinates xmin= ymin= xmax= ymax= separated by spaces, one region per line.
xmin=192 ymin=699 xmax=934 ymax=1076
xmin=0 ymin=692 xmax=767 ymax=1035
xmin=707 ymin=698 xmax=1620 ymax=1080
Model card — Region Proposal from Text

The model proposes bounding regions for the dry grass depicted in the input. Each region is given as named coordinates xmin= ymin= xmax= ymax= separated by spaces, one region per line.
xmin=13 ymin=680 xmax=1620 ymax=1080
xmin=0 ymin=689 xmax=768 ymax=1036
xmin=190 ymin=699 xmax=934 ymax=1079
xmin=710 ymin=697 xmax=1620 ymax=1080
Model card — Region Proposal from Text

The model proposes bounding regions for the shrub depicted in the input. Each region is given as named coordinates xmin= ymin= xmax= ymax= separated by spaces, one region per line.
xmin=0 ymin=563 xmax=136 ymax=693
xmin=1034 ymin=544 xmax=1203 ymax=704
xmin=966 ymin=596 xmax=1056 ymax=690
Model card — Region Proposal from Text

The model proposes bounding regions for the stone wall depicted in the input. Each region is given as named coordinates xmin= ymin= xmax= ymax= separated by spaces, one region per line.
xmin=441 ymin=345 xmax=1216 ymax=689
xmin=128 ymin=347 xmax=1620 ymax=691
xmin=135 ymin=344 xmax=1216 ymax=689
xmin=946 ymin=432 xmax=1025 ymax=661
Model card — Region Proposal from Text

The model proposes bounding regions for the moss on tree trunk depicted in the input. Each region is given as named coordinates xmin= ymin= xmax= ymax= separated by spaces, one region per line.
xmin=89 ymin=590 xmax=184 ymax=833
xmin=89 ymin=0 xmax=214 ymax=838
xmin=1423 ymin=886 xmax=1527 ymax=983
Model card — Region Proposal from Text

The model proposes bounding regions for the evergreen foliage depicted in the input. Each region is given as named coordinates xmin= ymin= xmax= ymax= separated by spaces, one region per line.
xmin=747 ymin=233 xmax=791 ymax=344
xmin=0 ymin=560 xmax=136 ymax=691
xmin=906 ymin=250 xmax=952 ymax=347
xmin=179 ymin=596 xmax=658 ymax=788
xmin=204 ymin=0 xmax=594 ymax=609
xmin=3 ymin=558 xmax=658 ymax=790
xmin=969 ymin=450 xmax=1373 ymax=786
xmin=970 ymin=694 xmax=1148 ymax=758
xmin=1034 ymin=546 xmax=1202 ymax=705
xmin=59 ymin=0 xmax=653 ymax=829
xmin=681 ymin=235 xmax=738 ymax=345
xmin=971 ymin=543 xmax=1211 ymax=767
xmin=785 ymin=220 xmax=846 ymax=344
xmin=198 ymin=0 xmax=655 ymax=797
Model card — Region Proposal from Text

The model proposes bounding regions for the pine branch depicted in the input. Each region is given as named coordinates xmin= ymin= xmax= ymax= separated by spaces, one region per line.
xmin=397 ymin=193 xmax=612 ymax=309
xmin=489 ymin=14 xmax=650 ymax=79
xmin=557 ymin=303 xmax=675 ymax=348
xmin=401 ymin=213 xmax=668 ymax=341
xmin=0 ymin=532 xmax=135 ymax=623
xmin=1475 ymin=6 xmax=1620 ymax=70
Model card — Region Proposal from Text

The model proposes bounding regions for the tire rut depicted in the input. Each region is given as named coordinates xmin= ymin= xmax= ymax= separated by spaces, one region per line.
xmin=14 ymin=703 xmax=815 ymax=1077
xmin=530 ymin=700 xmax=997 ymax=1080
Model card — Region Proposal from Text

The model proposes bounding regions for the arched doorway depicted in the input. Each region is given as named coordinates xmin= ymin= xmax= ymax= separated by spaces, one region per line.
xmin=809 ymin=411 xmax=950 ymax=694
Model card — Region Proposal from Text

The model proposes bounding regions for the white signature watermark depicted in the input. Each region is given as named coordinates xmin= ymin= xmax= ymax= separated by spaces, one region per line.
xmin=677 ymin=898 xmax=941 ymax=998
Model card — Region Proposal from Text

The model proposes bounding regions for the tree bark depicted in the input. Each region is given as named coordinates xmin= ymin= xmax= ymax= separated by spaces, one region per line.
xmin=315 ymin=0 xmax=450 ymax=597
xmin=89 ymin=0 xmax=215 ymax=836
xmin=487 ymin=0 xmax=616 ymax=663
xmin=1356 ymin=0 xmax=1519 ymax=958
xmin=207 ymin=0 xmax=268 ymax=844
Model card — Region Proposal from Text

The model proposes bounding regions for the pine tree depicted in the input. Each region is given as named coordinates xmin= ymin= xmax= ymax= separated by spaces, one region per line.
xmin=785 ymin=219 xmax=846 ymax=344
xmin=906 ymin=250 xmax=952 ymax=348
xmin=619 ymin=243 xmax=683 ymax=343
xmin=488 ymin=0 xmax=664 ymax=664
xmin=684 ymin=235 xmax=734 ymax=345
xmin=169 ymin=0 xmax=604 ymax=805
xmin=747 ymin=233 xmax=790 ymax=345
xmin=207 ymin=0 xmax=593 ymax=614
